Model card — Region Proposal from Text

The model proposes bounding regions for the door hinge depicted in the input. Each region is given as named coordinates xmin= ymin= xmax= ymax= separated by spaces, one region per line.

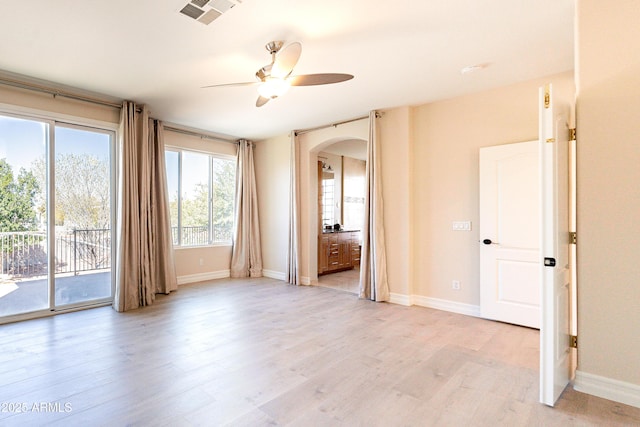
xmin=544 ymin=85 xmax=550 ymax=109
xmin=545 ymin=138 xmax=555 ymax=144
xmin=569 ymin=128 xmax=576 ymax=141
xmin=570 ymin=231 xmax=577 ymax=245
xmin=570 ymin=335 xmax=578 ymax=349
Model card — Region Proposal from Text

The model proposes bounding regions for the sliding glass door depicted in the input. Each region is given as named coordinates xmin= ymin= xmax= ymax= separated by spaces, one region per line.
xmin=0 ymin=115 xmax=50 ymax=317
xmin=53 ymin=125 xmax=113 ymax=307
xmin=0 ymin=113 xmax=114 ymax=321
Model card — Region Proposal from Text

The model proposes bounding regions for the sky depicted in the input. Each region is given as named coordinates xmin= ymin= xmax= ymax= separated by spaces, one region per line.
xmin=0 ymin=114 xmax=111 ymax=173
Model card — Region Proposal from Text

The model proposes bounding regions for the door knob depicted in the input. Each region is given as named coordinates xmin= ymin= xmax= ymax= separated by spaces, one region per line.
xmin=482 ymin=239 xmax=494 ymax=245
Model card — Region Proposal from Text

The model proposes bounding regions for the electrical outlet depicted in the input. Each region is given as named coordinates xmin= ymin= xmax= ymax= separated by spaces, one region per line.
xmin=452 ymin=221 xmax=472 ymax=231
xmin=199 ymin=258 xmax=204 ymax=266
xmin=452 ymin=280 xmax=461 ymax=290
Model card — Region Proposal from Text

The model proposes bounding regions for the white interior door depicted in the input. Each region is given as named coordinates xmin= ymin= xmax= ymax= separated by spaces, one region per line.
xmin=539 ymin=84 xmax=571 ymax=406
xmin=479 ymin=141 xmax=541 ymax=328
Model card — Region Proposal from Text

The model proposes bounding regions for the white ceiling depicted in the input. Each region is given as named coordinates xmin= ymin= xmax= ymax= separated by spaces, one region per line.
xmin=0 ymin=0 xmax=574 ymax=140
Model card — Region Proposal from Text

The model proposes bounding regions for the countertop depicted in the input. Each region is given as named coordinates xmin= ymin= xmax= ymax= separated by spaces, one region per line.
xmin=322 ymin=229 xmax=360 ymax=234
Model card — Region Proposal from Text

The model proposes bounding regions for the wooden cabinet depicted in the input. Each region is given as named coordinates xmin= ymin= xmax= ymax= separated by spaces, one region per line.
xmin=319 ymin=231 xmax=360 ymax=274
xmin=319 ymin=235 xmax=329 ymax=273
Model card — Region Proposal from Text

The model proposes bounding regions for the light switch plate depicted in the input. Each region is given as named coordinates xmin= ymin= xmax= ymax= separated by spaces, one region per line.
xmin=452 ymin=221 xmax=472 ymax=231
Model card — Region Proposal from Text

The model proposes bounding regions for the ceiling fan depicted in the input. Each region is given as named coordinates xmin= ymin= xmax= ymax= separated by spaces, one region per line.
xmin=202 ymin=41 xmax=354 ymax=107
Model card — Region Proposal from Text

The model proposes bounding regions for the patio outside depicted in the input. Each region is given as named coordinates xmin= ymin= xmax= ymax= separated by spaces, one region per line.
xmin=0 ymin=229 xmax=112 ymax=317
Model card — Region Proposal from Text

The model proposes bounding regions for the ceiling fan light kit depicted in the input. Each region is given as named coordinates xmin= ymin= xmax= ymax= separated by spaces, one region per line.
xmin=202 ymin=41 xmax=354 ymax=107
xmin=257 ymin=77 xmax=291 ymax=99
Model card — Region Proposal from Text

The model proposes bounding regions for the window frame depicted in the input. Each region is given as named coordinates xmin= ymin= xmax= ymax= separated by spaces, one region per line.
xmin=165 ymin=146 xmax=236 ymax=248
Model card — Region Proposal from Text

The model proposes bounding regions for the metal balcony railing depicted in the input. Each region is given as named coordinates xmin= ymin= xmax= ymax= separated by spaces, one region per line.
xmin=1 ymin=225 xmax=232 ymax=278
xmin=0 ymin=229 xmax=111 ymax=278
xmin=171 ymin=225 xmax=232 ymax=246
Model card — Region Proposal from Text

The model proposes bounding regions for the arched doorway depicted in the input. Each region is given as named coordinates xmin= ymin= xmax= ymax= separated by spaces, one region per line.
xmin=293 ymin=118 xmax=368 ymax=286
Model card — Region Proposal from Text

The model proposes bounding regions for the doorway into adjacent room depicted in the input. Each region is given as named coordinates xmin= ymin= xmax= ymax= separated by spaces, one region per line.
xmin=314 ymin=139 xmax=367 ymax=294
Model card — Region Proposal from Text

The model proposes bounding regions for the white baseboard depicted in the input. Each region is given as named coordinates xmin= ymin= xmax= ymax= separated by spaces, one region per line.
xmin=389 ymin=293 xmax=413 ymax=306
xmin=414 ymin=295 xmax=481 ymax=317
xmin=574 ymin=370 xmax=640 ymax=409
xmin=388 ymin=293 xmax=481 ymax=318
xmin=262 ymin=270 xmax=286 ymax=281
xmin=177 ymin=270 xmax=230 ymax=285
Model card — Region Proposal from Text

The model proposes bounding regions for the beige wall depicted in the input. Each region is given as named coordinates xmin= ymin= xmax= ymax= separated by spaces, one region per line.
xmin=254 ymin=134 xmax=291 ymax=278
xmin=411 ymin=71 xmax=574 ymax=306
xmin=575 ymin=0 xmax=640 ymax=387
xmin=378 ymin=107 xmax=412 ymax=297
xmin=255 ymin=74 xmax=575 ymax=303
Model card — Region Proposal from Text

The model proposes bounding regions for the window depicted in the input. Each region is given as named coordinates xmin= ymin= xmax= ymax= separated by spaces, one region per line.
xmin=321 ymin=171 xmax=335 ymax=227
xmin=165 ymin=149 xmax=235 ymax=246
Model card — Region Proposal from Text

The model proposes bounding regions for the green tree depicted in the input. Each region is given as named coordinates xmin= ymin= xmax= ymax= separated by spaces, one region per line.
xmin=0 ymin=159 xmax=39 ymax=232
xmin=181 ymin=182 xmax=209 ymax=227
xmin=177 ymin=159 xmax=235 ymax=243
xmin=212 ymin=159 xmax=235 ymax=238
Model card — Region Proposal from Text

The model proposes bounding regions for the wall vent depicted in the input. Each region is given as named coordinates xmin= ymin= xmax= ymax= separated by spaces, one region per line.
xmin=178 ymin=0 xmax=242 ymax=25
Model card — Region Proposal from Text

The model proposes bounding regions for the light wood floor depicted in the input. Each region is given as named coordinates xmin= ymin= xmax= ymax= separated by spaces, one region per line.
xmin=317 ymin=267 xmax=360 ymax=294
xmin=1 ymin=277 xmax=639 ymax=426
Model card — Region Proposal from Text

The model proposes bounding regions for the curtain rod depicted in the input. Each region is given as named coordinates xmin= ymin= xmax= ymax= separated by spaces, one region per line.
xmin=294 ymin=112 xmax=383 ymax=136
xmin=0 ymin=75 xmax=123 ymax=109
xmin=0 ymin=75 xmax=241 ymax=145
xmin=163 ymin=126 xmax=238 ymax=145
xmin=295 ymin=115 xmax=368 ymax=136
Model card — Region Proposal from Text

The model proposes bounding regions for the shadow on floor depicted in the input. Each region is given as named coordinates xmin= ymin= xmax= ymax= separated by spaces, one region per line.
xmin=0 ymin=271 xmax=111 ymax=317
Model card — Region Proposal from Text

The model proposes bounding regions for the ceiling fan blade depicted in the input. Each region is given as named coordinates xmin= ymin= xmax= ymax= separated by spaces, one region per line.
xmin=288 ymin=73 xmax=354 ymax=86
xmin=271 ymin=42 xmax=302 ymax=78
xmin=256 ymin=95 xmax=270 ymax=107
xmin=201 ymin=81 xmax=257 ymax=89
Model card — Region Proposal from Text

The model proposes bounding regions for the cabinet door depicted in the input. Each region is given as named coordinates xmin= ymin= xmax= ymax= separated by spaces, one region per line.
xmin=338 ymin=233 xmax=352 ymax=268
xmin=319 ymin=235 xmax=329 ymax=273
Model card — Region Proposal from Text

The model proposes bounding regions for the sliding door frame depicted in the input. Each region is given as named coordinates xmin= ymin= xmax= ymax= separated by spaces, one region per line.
xmin=0 ymin=106 xmax=118 ymax=324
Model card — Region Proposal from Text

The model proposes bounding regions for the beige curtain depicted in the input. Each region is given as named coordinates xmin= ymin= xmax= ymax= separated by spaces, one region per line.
xmin=286 ymin=132 xmax=301 ymax=285
xmin=114 ymin=101 xmax=178 ymax=312
xmin=359 ymin=111 xmax=390 ymax=301
xmin=231 ymin=139 xmax=263 ymax=277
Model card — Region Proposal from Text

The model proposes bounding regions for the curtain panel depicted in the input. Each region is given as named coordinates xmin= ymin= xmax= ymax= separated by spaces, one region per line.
xmin=231 ymin=139 xmax=263 ymax=277
xmin=359 ymin=111 xmax=390 ymax=301
xmin=114 ymin=101 xmax=177 ymax=312
xmin=286 ymin=132 xmax=301 ymax=285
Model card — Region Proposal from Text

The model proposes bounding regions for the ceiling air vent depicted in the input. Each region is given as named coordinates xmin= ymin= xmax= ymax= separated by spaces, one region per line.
xmin=180 ymin=4 xmax=205 ymax=20
xmin=191 ymin=0 xmax=210 ymax=7
xmin=209 ymin=0 xmax=235 ymax=13
xmin=178 ymin=0 xmax=242 ymax=25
